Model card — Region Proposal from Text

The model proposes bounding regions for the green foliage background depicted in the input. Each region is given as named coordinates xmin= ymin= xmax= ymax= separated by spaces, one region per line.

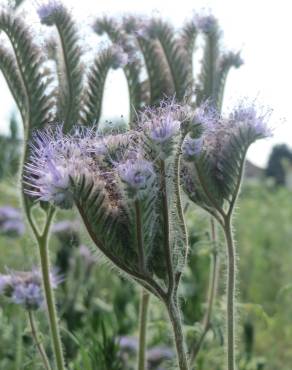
xmin=1 ymin=176 xmax=292 ymax=369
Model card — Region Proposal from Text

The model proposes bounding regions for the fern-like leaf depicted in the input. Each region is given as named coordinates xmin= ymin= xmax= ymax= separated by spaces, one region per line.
xmin=150 ymin=19 xmax=192 ymax=101
xmin=42 ymin=5 xmax=84 ymax=130
xmin=0 ymin=11 xmax=53 ymax=132
xmin=179 ymin=20 xmax=198 ymax=71
xmin=196 ymin=28 xmax=220 ymax=105
xmin=214 ymin=52 xmax=243 ymax=110
xmin=0 ymin=45 xmax=27 ymax=121
xmin=93 ymin=17 xmax=144 ymax=124
xmin=82 ymin=48 xmax=117 ymax=126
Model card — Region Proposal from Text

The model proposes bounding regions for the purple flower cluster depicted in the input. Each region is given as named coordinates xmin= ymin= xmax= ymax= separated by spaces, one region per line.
xmin=183 ymin=100 xmax=271 ymax=166
xmin=37 ymin=0 xmax=64 ymax=25
xmin=141 ymin=100 xmax=185 ymax=158
xmin=0 ymin=269 xmax=59 ymax=310
xmin=192 ymin=100 xmax=220 ymax=131
xmin=111 ymin=45 xmax=129 ymax=69
xmin=182 ymin=137 xmax=203 ymax=158
xmin=117 ymin=157 xmax=155 ymax=199
xmin=230 ymin=102 xmax=272 ymax=138
xmin=194 ymin=13 xmax=218 ymax=34
xmin=24 ymin=128 xmax=93 ymax=209
xmin=0 ymin=206 xmax=25 ymax=237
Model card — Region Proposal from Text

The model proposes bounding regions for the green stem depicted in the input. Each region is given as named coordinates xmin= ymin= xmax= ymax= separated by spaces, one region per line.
xmin=160 ymin=160 xmax=174 ymax=295
xmin=135 ymin=200 xmax=146 ymax=272
xmin=28 ymin=311 xmax=52 ymax=370
xmin=14 ymin=316 xmax=23 ymax=370
xmin=190 ymin=217 xmax=220 ymax=364
xmin=166 ymin=299 xmax=189 ymax=370
xmin=26 ymin=207 xmax=66 ymax=370
xmin=224 ymin=216 xmax=236 ymax=370
xmin=137 ymin=289 xmax=151 ymax=370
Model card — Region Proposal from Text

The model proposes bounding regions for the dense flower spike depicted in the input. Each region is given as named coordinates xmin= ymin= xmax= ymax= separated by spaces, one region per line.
xmin=0 ymin=269 xmax=59 ymax=310
xmin=220 ymin=51 xmax=244 ymax=69
xmin=182 ymin=100 xmax=272 ymax=208
xmin=37 ymin=0 xmax=65 ymax=25
xmin=230 ymin=102 xmax=272 ymax=138
xmin=192 ymin=100 xmax=220 ymax=131
xmin=182 ymin=137 xmax=203 ymax=158
xmin=111 ymin=45 xmax=129 ymax=69
xmin=117 ymin=156 xmax=155 ymax=199
xmin=24 ymin=128 xmax=93 ymax=209
xmin=194 ymin=13 xmax=218 ymax=34
xmin=140 ymin=100 xmax=186 ymax=158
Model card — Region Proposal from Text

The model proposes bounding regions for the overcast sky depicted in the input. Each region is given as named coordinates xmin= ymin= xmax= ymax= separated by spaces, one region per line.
xmin=0 ymin=0 xmax=291 ymax=167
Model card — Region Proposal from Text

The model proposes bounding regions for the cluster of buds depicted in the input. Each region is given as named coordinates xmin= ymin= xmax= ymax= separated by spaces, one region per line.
xmin=23 ymin=98 xmax=270 ymax=282
xmin=0 ymin=269 xmax=59 ymax=311
xmin=182 ymin=100 xmax=271 ymax=209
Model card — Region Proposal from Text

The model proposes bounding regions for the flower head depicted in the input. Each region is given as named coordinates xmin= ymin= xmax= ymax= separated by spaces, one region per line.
xmin=141 ymin=100 xmax=185 ymax=158
xmin=230 ymin=102 xmax=272 ymax=138
xmin=194 ymin=13 xmax=218 ymax=34
xmin=117 ymin=156 xmax=155 ymax=199
xmin=182 ymin=137 xmax=203 ymax=159
xmin=37 ymin=0 xmax=64 ymax=25
xmin=0 ymin=206 xmax=25 ymax=237
xmin=0 ymin=269 xmax=60 ymax=310
xmin=220 ymin=51 xmax=244 ymax=69
xmin=24 ymin=127 xmax=93 ymax=209
xmin=111 ymin=45 xmax=129 ymax=69
xmin=192 ymin=100 xmax=220 ymax=131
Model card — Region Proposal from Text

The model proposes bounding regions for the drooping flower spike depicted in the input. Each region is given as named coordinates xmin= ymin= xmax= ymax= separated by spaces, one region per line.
xmin=37 ymin=0 xmax=65 ymax=25
xmin=117 ymin=155 xmax=156 ymax=200
xmin=193 ymin=12 xmax=219 ymax=34
xmin=24 ymin=127 xmax=95 ymax=209
xmin=139 ymin=99 xmax=188 ymax=159
xmin=182 ymin=99 xmax=272 ymax=217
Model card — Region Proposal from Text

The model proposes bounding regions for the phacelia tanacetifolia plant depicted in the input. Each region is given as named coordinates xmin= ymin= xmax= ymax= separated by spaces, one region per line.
xmin=0 ymin=268 xmax=60 ymax=370
xmin=24 ymin=100 xmax=191 ymax=370
xmin=181 ymin=100 xmax=271 ymax=370
xmin=24 ymin=98 xmax=271 ymax=370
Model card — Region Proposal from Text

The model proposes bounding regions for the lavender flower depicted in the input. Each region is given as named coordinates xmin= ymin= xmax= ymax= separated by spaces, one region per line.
xmin=37 ymin=0 xmax=64 ymax=25
xmin=0 ymin=206 xmax=21 ymax=220
xmin=141 ymin=100 xmax=185 ymax=158
xmin=118 ymin=336 xmax=139 ymax=353
xmin=0 ymin=269 xmax=60 ymax=310
xmin=111 ymin=45 xmax=129 ymax=69
xmin=182 ymin=137 xmax=203 ymax=159
xmin=0 ymin=206 xmax=25 ymax=237
xmin=117 ymin=157 xmax=155 ymax=199
xmin=149 ymin=115 xmax=180 ymax=144
xmin=123 ymin=15 xmax=153 ymax=40
xmin=194 ymin=13 xmax=218 ymax=34
xmin=24 ymin=128 xmax=93 ymax=209
xmin=192 ymin=100 xmax=220 ymax=131
xmin=230 ymin=102 xmax=272 ymax=138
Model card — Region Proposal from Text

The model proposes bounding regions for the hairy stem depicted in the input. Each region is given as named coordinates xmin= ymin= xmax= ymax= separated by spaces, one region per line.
xmin=160 ymin=160 xmax=174 ymax=295
xmin=14 ymin=317 xmax=23 ymax=370
xmin=166 ymin=299 xmax=189 ymax=370
xmin=26 ymin=207 xmax=66 ymax=370
xmin=28 ymin=311 xmax=52 ymax=370
xmin=135 ymin=200 xmax=146 ymax=272
xmin=224 ymin=216 xmax=236 ymax=370
xmin=190 ymin=218 xmax=220 ymax=364
xmin=137 ymin=289 xmax=151 ymax=370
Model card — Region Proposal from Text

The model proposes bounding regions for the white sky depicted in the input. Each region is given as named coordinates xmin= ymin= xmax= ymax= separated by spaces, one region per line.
xmin=0 ymin=0 xmax=291 ymax=167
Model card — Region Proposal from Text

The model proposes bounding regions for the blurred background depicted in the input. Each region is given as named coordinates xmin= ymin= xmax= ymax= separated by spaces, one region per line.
xmin=0 ymin=0 xmax=292 ymax=369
